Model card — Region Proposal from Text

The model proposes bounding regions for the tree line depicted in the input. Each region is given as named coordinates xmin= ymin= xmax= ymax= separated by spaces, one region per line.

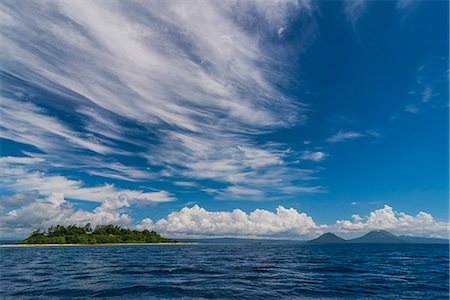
xmin=21 ymin=224 xmax=177 ymax=244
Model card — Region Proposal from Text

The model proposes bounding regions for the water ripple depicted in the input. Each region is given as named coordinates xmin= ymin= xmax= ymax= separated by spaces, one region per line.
xmin=0 ymin=243 xmax=448 ymax=299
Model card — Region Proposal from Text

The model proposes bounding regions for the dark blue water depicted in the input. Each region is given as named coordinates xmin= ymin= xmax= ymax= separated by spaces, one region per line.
xmin=1 ymin=243 xmax=448 ymax=299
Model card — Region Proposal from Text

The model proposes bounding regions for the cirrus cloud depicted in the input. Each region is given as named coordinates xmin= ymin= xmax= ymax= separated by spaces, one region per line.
xmin=0 ymin=0 xmax=320 ymax=200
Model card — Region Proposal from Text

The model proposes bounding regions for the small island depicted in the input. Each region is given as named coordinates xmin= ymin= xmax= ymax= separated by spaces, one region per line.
xmin=307 ymin=230 xmax=449 ymax=244
xmin=21 ymin=224 xmax=178 ymax=245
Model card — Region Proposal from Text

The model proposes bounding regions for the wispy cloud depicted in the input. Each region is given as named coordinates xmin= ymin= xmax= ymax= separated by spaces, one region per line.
xmin=0 ymin=97 xmax=116 ymax=155
xmin=0 ymin=0 xmax=318 ymax=200
xmin=300 ymin=151 xmax=326 ymax=162
xmin=146 ymin=132 xmax=322 ymax=199
xmin=326 ymin=130 xmax=364 ymax=143
xmin=343 ymin=0 xmax=367 ymax=25
xmin=421 ymin=86 xmax=433 ymax=103
xmin=404 ymin=104 xmax=419 ymax=114
xmin=397 ymin=0 xmax=419 ymax=11
xmin=0 ymin=157 xmax=175 ymax=204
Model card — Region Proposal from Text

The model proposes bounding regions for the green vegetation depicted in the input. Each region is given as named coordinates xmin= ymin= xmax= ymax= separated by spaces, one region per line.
xmin=21 ymin=224 xmax=178 ymax=244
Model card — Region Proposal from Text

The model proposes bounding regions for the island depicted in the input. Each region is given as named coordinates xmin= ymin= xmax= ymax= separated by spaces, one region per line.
xmin=307 ymin=230 xmax=449 ymax=244
xmin=20 ymin=224 xmax=178 ymax=244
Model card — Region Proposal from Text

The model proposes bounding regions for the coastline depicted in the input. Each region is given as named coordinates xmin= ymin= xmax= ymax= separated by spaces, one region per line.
xmin=0 ymin=242 xmax=191 ymax=247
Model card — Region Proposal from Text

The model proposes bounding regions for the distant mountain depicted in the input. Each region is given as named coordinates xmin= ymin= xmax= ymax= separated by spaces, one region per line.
xmin=348 ymin=230 xmax=404 ymax=244
xmin=398 ymin=236 xmax=449 ymax=244
xmin=307 ymin=233 xmax=346 ymax=244
xmin=307 ymin=230 xmax=449 ymax=245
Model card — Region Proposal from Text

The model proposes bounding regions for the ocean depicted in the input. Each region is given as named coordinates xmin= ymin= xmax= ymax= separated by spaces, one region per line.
xmin=0 ymin=242 xmax=448 ymax=299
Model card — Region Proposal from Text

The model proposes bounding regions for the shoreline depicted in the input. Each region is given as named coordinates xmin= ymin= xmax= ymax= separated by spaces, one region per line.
xmin=0 ymin=242 xmax=192 ymax=247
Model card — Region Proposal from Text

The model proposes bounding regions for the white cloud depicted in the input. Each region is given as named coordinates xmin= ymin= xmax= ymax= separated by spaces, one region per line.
xmin=326 ymin=130 xmax=364 ymax=143
xmin=0 ymin=0 xmax=318 ymax=199
xmin=0 ymin=193 xmax=132 ymax=237
xmin=334 ymin=205 xmax=449 ymax=237
xmin=421 ymin=86 xmax=432 ymax=102
xmin=0 ymin=98 xmax=156 ymax=182
xmin=137 ymin=205 xmax=323 ymax=238
xmin=136 ymin=204 xmax=449 ymax=239
xmin=397 ymin=0 xmax=418 ymax=10
xmin=0 ymin=156 xmax=44 ymax=165
xmin=301 ymin=151 xmax=326 ymax=162
xmin=2 ymin=199 xmax=448 ymax=239
xmin=146 ymin=132 xmax=322 ymax=199
xmin=0 ymin=192 xmax=37 ymax=211
xmin=343 ymin=0 xmax=367 ymax=25
xmin=172 ymin=181 xmax=199 ymax=188
xmin=0 ymin=97 xmax=116 ymax=155
xmin=0 ymin=158 xmax=175 ymax=204
xmin=404 ymin=104 xmax=419 ymax=114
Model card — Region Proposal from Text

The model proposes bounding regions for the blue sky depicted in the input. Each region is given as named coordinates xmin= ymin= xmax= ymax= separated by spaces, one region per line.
xmin=0 ymin=0 xmax=448 ymax=238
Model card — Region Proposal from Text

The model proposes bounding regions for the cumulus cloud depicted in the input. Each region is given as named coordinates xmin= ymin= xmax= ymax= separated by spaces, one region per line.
xmin=2 ymin=199 xmax=448 ymax=238
xmin=334 ymin=205 xmax=449 ymax=237
xmin=0 ymin=192 xmax=37 ymax=211
xmin=135 ymin=204 xmax=449 ymax=239
xmin=0 ymin=193 xmax=132 ymax=237
xmin=326 ymin=130 xmax=364 ymax=143
xmin=137 ymin=205 xmax=323 ymax=238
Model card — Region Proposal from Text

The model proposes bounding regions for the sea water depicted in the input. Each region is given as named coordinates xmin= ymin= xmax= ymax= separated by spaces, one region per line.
xmin=0 ymin=243 xmax=448 ymax=299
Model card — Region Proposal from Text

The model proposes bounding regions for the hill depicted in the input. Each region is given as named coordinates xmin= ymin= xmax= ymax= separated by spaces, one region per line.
xmin=307 ymin=230 xmax=449 ymax=244
xmin=307 ymin=233 xmax=346 ymax=244
xmin=347 ymin=230 xmax=404 ymax=244
xmin=21 ymin=224 xmax=177 ymax=244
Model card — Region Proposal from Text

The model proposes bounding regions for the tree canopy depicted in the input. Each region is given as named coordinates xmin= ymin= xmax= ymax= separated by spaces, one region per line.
xmin=21 ymin=224 xmax=177 ymax=244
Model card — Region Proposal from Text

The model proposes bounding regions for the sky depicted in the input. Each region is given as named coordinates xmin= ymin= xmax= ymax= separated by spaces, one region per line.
xmin=0 ymin=0 xmax=448 ymax=239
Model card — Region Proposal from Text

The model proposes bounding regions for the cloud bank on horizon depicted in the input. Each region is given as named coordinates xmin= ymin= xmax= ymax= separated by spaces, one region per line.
xmin=0 ymin=0 xmax=448 ymax=238
xmin=1 ymin=193 xmax=448 ymax=239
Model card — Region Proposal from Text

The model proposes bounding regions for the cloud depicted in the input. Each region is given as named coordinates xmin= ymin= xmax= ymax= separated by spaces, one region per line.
xmin=0 ymin=193 xmax=132 ymax=237
xmin=0 ymin=0 xmax=318 ymax=200
xmin=397 ymin=0 xmax=418 ymax=10
xmin=0 ymin=97 xmax=156 ymax=182
xmin=172 ymin=181 xmax=199 ymax=188
xmin=0 ymin=97 xmax=116 ymax=155
xmin=421 ymin=86 xmax=433 ymax=103
xmin=343 ymin=0 xmax=367 ymax=25
xmin=326 ymin=130 xmax=364 ymax=143
xmin=334 ymin=205 xmax=449 ymax=237
xmin=404 ymin=104 xmax=419 ymax=114
xmin=135 ymin=204 xmax=449 ymax=239
xmin=0 ymin=157 xmax=175 ymax=204
xmin=300 ymin=151 xmax=326 ymax=162
xmin=0 ymin=192 xmax=37 ymax=211
xmin=137 ymin=204 xmax=323 ymax=238
xmin=2 ymin=200 xmax=448 ymax=239
xmin=147 ymin=132 xmax=322 ymax=199
xmin=407 ymin=58 xmax=448 ymax=112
